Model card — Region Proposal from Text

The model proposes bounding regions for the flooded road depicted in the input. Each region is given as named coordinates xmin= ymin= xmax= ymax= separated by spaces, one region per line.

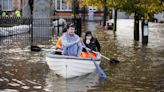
xmin=0 ymin=19 xmax=164 ymax=92
xmin=94 ymin=19 xmax=164 ymax=92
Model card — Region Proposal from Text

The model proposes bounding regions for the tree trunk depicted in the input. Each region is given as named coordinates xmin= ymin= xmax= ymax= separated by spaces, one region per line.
xmin=134 ymin=12 xmax=140 ymax=41
xmin=113 ymin=9 xmax=117 ymax=31
xmin=103 ymin=0 xmax=107 ymax=26
xmin=103 ymin=6 xmax=108 ymax=26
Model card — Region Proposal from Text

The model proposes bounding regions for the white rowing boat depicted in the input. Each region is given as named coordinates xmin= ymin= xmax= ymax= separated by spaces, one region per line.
xmin=46 ymin=51 xmax=101 ymax=79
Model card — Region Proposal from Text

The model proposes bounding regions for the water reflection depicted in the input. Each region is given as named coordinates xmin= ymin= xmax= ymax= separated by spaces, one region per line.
xmin=94 ymin=19 xmax=164 ymax=92
xmin=0 ymin=49 xmax=49 ymax=92
xmin=45 ymin=71 xmax=100 ymax=92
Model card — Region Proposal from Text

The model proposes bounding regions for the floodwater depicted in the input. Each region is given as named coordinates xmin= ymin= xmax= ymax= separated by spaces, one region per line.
xmin=0 ymin=19 xmax=164 ymax=92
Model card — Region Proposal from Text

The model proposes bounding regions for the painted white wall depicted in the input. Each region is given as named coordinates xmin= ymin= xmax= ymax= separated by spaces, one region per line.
xmin=154 ymin=12 xmax=164 ymax=22
xmin=112 ymin=9 xmax=134 ymax=19
xmin=117 ymin=11 xmax=129 ymax=19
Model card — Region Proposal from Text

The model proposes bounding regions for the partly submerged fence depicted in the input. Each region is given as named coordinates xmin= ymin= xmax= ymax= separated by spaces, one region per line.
xmin=0 ymin=17 xmax=31 ymax=49
xmin=0 ymin=16 xmax=82 ymax=49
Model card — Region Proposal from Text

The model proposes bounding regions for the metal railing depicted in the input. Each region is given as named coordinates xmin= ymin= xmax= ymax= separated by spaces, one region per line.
xmin=0 ymin=16 xmax=82 ymax=50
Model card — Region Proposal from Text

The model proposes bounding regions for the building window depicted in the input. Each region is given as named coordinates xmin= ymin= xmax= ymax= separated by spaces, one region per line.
xmin=0 ymin=0 xmax=13 ymax=11
xmin=55 ymin=0 xmax=72 ymax=11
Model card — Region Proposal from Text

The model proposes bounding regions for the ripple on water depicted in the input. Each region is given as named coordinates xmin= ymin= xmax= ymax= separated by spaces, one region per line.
xmin=21 ymin=86 xmax=30 ymax=90
xmin=33 ymin=86 xmax=42 ymax=89
xmin=8 ymin=82 xmax=20 ymax=87
xmin=0 ymin=89 xmax=19 ymax=92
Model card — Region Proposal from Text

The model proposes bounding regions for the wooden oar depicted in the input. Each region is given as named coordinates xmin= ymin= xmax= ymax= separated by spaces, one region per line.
xmin=31 ymin=45 xmax=56 ymax=52
xmin=85 ymin=47 xmax=120 ymax=64
xmin=102 ymin=55 xmax=120 ymax=63
xmin=91 ymin=58 xmax=107 ymax=78
xmin=82 ymin=42 xmax=107 ymax=78
xmin=31 ymin=45 xmax=41 ymax=52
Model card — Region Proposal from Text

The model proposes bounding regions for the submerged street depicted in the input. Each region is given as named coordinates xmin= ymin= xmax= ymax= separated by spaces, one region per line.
xmin=0 ymin=19 xmax=164 ymax=92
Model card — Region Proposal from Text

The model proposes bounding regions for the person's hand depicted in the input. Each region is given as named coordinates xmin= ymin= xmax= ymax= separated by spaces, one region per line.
xmin=86 ymin=39 xmax=90 ymax=44
xmin=76 ymin=38 xmax=82 ymax=43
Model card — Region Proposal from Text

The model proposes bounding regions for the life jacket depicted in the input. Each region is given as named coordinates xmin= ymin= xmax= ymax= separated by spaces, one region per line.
xmin=54 ymin=38 xmax=96 ymax=58
xmin=54 ymin=38 xmax=62 ymax=49
xmin=15 ymin=10 xmax=21 ymax=17
xmin=2 ymin=12 xmax=6 ymax=17
xmin=79 ymin=51 xmax=96 ymax=58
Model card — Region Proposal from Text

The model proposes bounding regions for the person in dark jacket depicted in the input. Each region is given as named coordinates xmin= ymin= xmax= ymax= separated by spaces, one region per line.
xmin=83 ymin=31 xmax=101 ymax=52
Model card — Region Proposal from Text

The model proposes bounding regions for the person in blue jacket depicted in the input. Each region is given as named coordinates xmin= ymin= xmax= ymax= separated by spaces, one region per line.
xmin=61 ymin=23 xmax=82 ymax=56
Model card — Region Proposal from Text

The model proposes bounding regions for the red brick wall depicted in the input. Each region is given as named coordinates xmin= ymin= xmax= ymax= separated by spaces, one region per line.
xmin=56 ymin=11 xmax=103 ymax=17
xmin=56 ymin=12 xmax=73 ymax=16
xmin=13 ymin=0 xmax=18 ymax=9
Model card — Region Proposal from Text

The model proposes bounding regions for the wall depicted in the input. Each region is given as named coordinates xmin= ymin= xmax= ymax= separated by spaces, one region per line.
xmin=154 ymin=12 xmax=164 ymax=22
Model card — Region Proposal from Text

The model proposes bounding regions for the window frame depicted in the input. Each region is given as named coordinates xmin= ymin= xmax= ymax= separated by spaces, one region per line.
xmin=55 ymin=0 xmax=72 ymax=11
xmin=0 ymin=0 xmax=13 ymax=11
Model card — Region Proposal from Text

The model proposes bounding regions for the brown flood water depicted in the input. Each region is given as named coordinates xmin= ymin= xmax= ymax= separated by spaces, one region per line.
xmin=0 ymin=19 xmax=164 ymax=92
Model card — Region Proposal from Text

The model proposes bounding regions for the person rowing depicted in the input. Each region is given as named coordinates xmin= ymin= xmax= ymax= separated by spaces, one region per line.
xmin=54 ymin=23 xmax=98 ymax=58
xmin=61 ymin=23 xmax=82 ymax=56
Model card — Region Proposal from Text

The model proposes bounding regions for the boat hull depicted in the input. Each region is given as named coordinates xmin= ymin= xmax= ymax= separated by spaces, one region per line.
xmin=46 ymin=52 xmax=101 ymax=79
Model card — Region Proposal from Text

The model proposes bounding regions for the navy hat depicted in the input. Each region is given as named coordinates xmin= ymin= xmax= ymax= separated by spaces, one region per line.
xmin=62 ymin=27 xmax=67 ymax=33
xmin=85 ymin=31 xmax=92 ymax=36
xmin=66 ymin=23 xmax=75 ymax=29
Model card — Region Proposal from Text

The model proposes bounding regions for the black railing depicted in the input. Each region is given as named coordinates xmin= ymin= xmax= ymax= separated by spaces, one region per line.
xmin=0 ymin=16 xmax=82 ymax=50
xmin=0 ymin=17 xmax=31 ymax=48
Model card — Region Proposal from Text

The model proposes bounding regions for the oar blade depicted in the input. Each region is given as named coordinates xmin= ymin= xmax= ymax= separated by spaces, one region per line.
xmin=109 ymin=58 xmax=120 ymax=64
xmin=93 ymin=61 xmax=107 ymax=78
